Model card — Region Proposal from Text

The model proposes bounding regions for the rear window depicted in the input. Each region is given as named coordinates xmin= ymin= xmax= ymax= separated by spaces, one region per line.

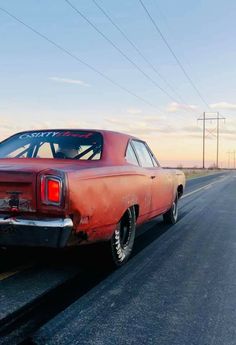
xmin=0 ymin=130 xmax=103 ymax=160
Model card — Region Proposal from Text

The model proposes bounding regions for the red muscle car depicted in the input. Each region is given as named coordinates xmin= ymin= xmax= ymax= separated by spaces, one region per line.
xmin=0 ymin=129 xmax=185 ymax=266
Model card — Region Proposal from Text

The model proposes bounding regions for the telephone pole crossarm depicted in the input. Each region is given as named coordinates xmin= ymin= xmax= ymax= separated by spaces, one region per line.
xmin=198 ymin=112 xmax=226 ymax=169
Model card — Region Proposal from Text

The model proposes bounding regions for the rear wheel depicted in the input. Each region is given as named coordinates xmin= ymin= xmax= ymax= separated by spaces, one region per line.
xmin=163 ymin=195 xmax=178 ymax=224
xmin=110 ymin=206 xmax=136 ymax=267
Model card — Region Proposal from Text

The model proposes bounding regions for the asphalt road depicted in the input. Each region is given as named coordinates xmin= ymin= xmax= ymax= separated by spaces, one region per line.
xmin=0 ymin=171 xmax=235 ymax=345
xmin=29 ymin=171 xmax=236 ymax=345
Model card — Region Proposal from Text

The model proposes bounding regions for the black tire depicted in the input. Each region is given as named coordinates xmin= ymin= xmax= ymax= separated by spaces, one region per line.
xmin=163 ymin=195 xmax=178 ymax=224
xmin=110 ymin=206 xmax=136 ymax=267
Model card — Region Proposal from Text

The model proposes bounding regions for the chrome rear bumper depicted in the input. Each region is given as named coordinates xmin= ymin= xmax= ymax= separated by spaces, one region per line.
xmin=0 ymin=216 xmax=73 ymax=248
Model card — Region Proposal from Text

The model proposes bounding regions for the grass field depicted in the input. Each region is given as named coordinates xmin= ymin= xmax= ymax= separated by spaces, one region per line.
xmin=182 ymin=169 xmax=220 ymax=180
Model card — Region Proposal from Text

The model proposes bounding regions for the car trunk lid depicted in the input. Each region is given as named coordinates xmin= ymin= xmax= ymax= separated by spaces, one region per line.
xmin=0 ymin=159 xmax=71 ymax=214
xmin=0 ymin=158 xmax=103 ymax=214
xmin=0 ymin=170 xmax=37 ymax=213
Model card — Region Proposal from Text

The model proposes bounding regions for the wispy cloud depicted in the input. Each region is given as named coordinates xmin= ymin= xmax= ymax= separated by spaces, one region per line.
xmin=222 ymin=128 xmax=236 ymax=135
xmin=167 ymin=102 xmax=197 ymax=113
xmin=105 ymin=118 xmax=126 ymax=126
xmin=182 ymin=125 xmax=202 ymax=133
xmin=105 ymin=117 xmax=176 ymax=136
xmin=126 ymin=108 xmax=142 ymax=114
xmin=143 ymin=115 xmax=167 ymax=122
xmin=49 ymin=77 xmax=90 ymax=87
xmin=210 ymin=102 xmax=236 ymax=110
xmin=0 ymin=116 xmax=97 ymax=142
xmin=0 ymin=117 xmax=25 ymax=141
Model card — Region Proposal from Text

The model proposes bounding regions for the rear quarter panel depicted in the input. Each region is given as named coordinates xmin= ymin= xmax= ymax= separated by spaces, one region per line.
xmin=67 ymin=165 xmax=152 ymax=242
xmin=163 ymin=168 xmax=186 ymax=199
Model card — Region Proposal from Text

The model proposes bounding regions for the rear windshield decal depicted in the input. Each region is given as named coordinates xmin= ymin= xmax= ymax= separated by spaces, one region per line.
xmin=19 ymin=131 xmax=94 ymax=139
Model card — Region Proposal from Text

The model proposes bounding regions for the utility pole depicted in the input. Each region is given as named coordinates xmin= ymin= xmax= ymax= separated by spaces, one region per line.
xmin=226 ymin=150 xmax=236 ymax=169
xmin=198 ymin=112 xmax=226 ymax=169
xmin=203 ymin=112 xmax=206 ymax=169
xmin=216 ymin=112 xmax=220 ymax=169
xmin=227 ymin=151 xmax=231 ymax=169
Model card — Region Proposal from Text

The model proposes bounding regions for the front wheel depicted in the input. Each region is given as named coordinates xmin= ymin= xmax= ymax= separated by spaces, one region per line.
xmin=110 ymin=206 xmax=136 ymax=267
xmin=163 ymin=196 xmax=178 ymax=224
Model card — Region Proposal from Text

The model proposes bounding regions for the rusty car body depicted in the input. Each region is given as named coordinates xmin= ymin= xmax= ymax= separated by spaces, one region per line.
xmin=0 ymin=129 xmax=185 ymax=265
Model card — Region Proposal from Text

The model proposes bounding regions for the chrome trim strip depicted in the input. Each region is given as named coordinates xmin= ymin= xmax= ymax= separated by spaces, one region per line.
xmin=0 ymin=217 xmax=73 ymax=228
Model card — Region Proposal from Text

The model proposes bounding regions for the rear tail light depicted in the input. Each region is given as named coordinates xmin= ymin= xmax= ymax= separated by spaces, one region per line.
xmin=41 ymin=176 xmax=62 ymax=206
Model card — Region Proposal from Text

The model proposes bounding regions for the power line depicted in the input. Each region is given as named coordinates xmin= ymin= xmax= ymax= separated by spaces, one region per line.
xmin=92 ymin=0 xmax=203 ymax=118
xmin=138 ymin=0 xmax=210 ymax=109
xmin=0 ymin=6 xmax=160 ymax=109
xmin=92 ymin=0 xmax=187 ymax=105
xmin=91 ymin=0 xmax=203 ymax=118
xmin=227 ymin=151 xmax=231 ymax=169
xmin=65 ymin=0 xmax=181 ymax=103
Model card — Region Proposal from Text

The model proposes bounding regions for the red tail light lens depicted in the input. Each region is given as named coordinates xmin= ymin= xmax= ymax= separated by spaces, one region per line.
xmin=41 ymin=176 xmax=62 ymax=206
xmin=48 ymin=179 xmax=60 ymax=203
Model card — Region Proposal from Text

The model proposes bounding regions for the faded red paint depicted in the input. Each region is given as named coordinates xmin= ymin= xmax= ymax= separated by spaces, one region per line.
xmin=0 ymin=129 xmax=185 ymax=245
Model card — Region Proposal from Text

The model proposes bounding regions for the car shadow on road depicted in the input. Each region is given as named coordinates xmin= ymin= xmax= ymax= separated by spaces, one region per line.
xmin=0 ymin=210 xmax=186 ymax=276
xmin=0 ymin=211 xmax=186 ymax=344
xmin=133 ymin=220 xmax=172 ymax=257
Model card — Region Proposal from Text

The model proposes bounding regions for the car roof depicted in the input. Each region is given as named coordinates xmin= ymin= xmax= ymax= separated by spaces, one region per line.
xmin=2 ymin=129 xmax=142 ymax=164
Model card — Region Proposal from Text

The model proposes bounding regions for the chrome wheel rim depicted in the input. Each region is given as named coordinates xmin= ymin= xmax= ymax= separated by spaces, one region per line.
xmin=119 ymin=210 xmax=132 ymax=248
xmin=173 ymin=199 xmax=178 ymax=221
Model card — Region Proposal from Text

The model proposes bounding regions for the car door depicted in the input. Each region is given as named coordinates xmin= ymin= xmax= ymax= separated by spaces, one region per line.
xmin=132 ymin=140 xmax=172 ymax=216
xmin=146 ymin=144 xmax=173 ymax=214
xmin=125 ymin=142 xmax=153 ymax=222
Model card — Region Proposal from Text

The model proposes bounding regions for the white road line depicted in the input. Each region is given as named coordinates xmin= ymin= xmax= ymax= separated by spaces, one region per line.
xmin=182 ymin=185 xmax=210 ymax=199
xmin=182 ymin=176 xmax=227 ymax=199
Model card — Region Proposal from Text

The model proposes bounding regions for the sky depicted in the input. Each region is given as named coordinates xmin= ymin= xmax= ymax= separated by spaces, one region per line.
xmin=0 ymin=0 xmax=236 ymax=167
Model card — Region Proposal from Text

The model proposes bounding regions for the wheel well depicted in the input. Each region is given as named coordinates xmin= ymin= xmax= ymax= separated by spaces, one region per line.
xmin=133 ymin=204 xmax=139 ymax=220
xmin=177 ymin=185 xmax=183 ymax=198
xmin=120 ymin=205 xmax=139 ymax=223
